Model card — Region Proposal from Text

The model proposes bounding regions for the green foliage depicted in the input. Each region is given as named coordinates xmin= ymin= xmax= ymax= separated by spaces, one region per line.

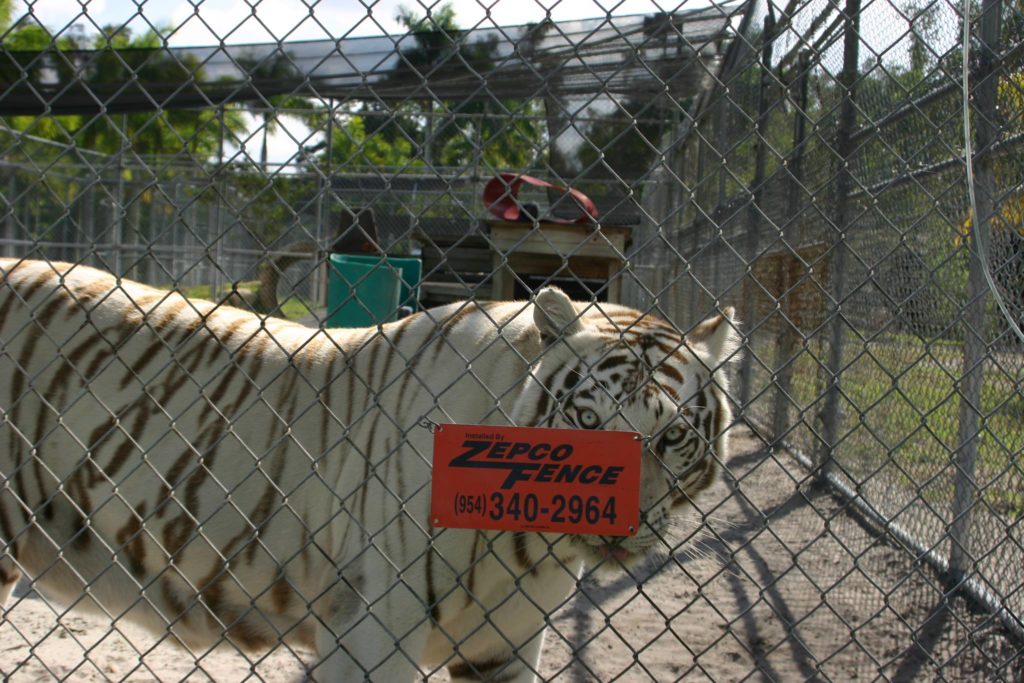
xmin=330 ymin=111 xmax=421 ymax=168
xmin=4 ymin=3 xmax=547 ymax=178
xmin=1 ymin=22 xmax=248 ymax=158
xmin=219 ymin=167 xmax=319 ymax=246
xmin=307 ymin=2 xmax=546 ymax=173
xmin=395 ymin=2 xmax=458 ymax=33
xmin=2 ymin=21 xmax=55 ymax=48
xmin=436 ymin=98 xmax=547 ymax=170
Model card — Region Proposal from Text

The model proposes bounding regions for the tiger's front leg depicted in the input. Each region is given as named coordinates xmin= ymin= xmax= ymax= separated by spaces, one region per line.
xmin=311 ymin=575 xmax=431 ymax=683
xmin=446 ymin=630 xmax=546 ymax=683
xmin=0 ymin=553 xmax=21 ymax=612
xmin=432 ymin=577 xmax=557 ymax=683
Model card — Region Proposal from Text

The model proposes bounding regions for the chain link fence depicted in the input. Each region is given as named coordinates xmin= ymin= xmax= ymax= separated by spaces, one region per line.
xmin=662 ymin=0 xmax=1024 ymax=646
xmin=0 ymin=0 xmax=1022 ymax=680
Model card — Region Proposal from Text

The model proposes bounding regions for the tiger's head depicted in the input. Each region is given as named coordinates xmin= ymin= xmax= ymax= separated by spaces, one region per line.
xmin=513 ymin=287 xmax=740 ymax=566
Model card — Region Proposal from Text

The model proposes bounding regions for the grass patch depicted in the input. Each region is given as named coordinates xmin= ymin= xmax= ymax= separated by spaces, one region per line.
xmin=278 ymin=296 xmax=314 ymax=321
xmin=178 ymin=283 xmax=215 ymax=300
xmin=760 ymin=333 xmax=1024 ymax=518
xmin=172 ymin=283 xmax=314 ymax=322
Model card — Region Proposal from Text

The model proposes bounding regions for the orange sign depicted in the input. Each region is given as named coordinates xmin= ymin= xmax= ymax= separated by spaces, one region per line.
xmin=431 ymin=424 xmax=641 ymax=536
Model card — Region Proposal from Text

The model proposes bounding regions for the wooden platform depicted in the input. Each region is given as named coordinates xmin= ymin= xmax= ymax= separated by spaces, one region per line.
xmin=487 ymin=220 xmax=632 ymax=302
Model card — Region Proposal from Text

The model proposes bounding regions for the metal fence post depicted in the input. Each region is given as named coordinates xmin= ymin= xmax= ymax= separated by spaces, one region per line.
xmin=772 ymin=51 xmax=811 ymax=444
xmin=314 ymin=99 xmax=335 ymax=308
xmin=691 ymin=142 xmax=703 ymax=326
xmin=114 ymin=114 xmax=128 ymax=276
xmin=3 ymin=173 xmax=16 ymax=257
xmin=950 ymin=0 xmax=1001 ymax=582
xmin=712 ymin=88 xmax=730 ymax=303
xmin=818 ymin=0 xmax=861 ymax=475
xmin=82 ymin=175 xmax=95 ymax=265
xmin=211 ymin=106 xmax=226 ymax=298
xmin=739 ymin=16 xmax=775 ymax=410
xmin=171 ymin=179 xmax=181 ymax=280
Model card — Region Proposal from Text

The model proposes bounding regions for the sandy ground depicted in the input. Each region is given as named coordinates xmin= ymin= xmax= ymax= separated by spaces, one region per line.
xmin=2 ymin=430 xmax=1021 ymax=682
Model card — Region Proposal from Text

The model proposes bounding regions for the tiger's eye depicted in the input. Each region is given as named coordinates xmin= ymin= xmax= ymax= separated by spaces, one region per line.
xmin=662 ymin=426 xmax=684 ymax=444
xmin=577 ymin=408 xmax=600 ymax=429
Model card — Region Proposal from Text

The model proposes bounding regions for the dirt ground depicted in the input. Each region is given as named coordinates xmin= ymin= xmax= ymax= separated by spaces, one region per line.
xmin=2 ymin=430 xmax=1021 ymax=681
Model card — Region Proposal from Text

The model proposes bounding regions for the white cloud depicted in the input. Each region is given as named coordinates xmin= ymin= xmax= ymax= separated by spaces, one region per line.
xmin=265 ymin=115 xmax=316 ymax=167
xmin=215 ymin=111 xmax=316 ymax=167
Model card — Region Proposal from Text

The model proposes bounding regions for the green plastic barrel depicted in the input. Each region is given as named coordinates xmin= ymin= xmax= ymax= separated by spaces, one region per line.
xmin=334 ymin=253 xmax=422 ymax=312
xmin=326 ymin=254 xmax=422 ymax=328
xmin=326 ymin=257 xmax=400 ymax=328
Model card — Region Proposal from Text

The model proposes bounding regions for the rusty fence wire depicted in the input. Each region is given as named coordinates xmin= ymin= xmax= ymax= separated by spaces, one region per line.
xmin=0 ymin=0 xmax=1022 ymax=680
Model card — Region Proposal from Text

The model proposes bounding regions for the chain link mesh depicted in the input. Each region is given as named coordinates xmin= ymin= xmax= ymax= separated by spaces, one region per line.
xmin=0 ymin=0 xmax=1022 ymax=680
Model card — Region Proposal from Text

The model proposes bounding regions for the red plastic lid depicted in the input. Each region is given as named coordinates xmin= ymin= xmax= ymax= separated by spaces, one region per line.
xmin=483 ymin=173 xmax=599 ymax=224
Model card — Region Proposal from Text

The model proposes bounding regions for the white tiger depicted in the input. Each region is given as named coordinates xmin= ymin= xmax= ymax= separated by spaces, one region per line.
xmin=0 ymin=258 xmax=739 ymax=682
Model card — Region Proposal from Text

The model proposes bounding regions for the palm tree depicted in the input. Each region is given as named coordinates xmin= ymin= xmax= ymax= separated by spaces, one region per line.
xmin=233 ymin=51 xmax=311 ymax=171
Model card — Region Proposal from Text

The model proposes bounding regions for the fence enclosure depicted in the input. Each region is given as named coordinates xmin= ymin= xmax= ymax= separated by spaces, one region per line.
xmin=0 ymin=0 xmax=1022 ymax=680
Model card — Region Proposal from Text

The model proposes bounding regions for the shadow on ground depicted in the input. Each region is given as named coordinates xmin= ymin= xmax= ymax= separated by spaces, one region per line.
xmin=541 ymin=429 xmax=1023 ymax=682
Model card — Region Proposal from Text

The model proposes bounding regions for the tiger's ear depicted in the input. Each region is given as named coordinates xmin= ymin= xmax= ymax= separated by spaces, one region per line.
xmin=533 ymin=287 xmax=583 ymax=344
xmin=688 ymin=307 xmax=740 ymax=362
